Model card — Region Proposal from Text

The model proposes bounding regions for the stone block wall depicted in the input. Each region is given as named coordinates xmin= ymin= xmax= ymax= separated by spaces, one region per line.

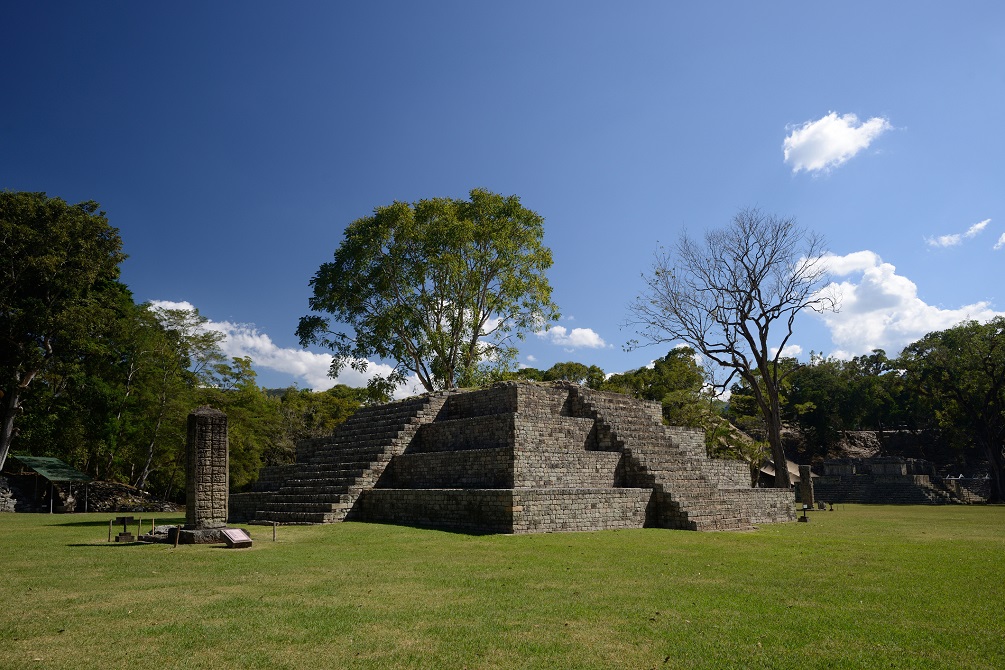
xmin=411 ymin=414 xmax=514 ymax=453
xmin=352 ymin=489 xmax=514 ymax=533
xmin=513 ymin=448 xmax=621 ymax=488
xmin=388 ymin=448 xmax=514 ymax=489
xmin=510 ymin=489 xmax=652 ymax=533
xmin=441 ymin=386 xmax=518 ymax=420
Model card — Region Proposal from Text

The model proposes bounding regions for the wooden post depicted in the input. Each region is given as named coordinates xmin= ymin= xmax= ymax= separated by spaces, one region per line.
xmin=136 ymin=518 xmax=141 ymax=538
xmin=273 ymin=521 xmax=277 ymax=542
xmin=173 ymin=525 xmax=181 ymax=548
xmin=108 ymin=519 xmax=113 ymax=542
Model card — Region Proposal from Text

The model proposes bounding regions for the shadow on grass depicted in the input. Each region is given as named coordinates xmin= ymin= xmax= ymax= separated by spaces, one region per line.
xmin=360 ymin=519 xmax=501 ymax=537
xmin=56 ymin=517 xmax=185 ymax=528
xmin=65 ymin=542 xmax=159 ymax=548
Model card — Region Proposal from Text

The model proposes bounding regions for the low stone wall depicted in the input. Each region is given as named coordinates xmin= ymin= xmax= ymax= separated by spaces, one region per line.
xmin=355 ymin=487 xmax=654 ymax=534
xmin=389 ymin=448 xmax=514 ymax=489
xmin=442 ymin=386 xmax=518 ymax=420
xmin=513 ymin=448 xmax=621 ymax=488
xmin=412 ymin=414 xmax=514 ymax=452
xmin=511 ymin=488 xmax=652 ymax=533
xmin=352 ymin=488 xmax=514 ymax=533
xmin=728 ymin=488 xmax=798 ymax=524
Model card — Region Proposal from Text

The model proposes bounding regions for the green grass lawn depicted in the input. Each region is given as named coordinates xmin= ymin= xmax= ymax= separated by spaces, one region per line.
xmin=1 ymin=505 xmax=1002 ymax=669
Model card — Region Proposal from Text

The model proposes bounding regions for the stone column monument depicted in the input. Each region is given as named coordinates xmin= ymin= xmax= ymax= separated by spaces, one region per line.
xmin=798 ymin=464 xmax=815 ymax=508
xmin=185 ymin=406 xmax=229 ymax=531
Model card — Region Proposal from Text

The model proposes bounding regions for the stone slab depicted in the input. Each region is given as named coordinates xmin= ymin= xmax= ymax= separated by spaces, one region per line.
xmin=221 ymin=528 xmax=253 ymax=548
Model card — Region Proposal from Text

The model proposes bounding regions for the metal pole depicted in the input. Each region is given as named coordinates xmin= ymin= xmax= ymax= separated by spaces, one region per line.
xmin=49 ymin=481 xmax=53 ymax=514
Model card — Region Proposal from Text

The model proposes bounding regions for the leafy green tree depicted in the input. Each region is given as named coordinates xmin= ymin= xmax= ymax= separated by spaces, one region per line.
xmin=628 ymin=208 xmax=834 ymax=487
xmin=298 ymin=189 xmax=559 ymax=392
xmin=511 ymin=367 xmax=545 ymax=382
xmin=543 ymin=361 xmax=606 ymax=389
xmin=842 ymin=350 xmax=918 ymax=435
xmin=785 ymin=353 xmax=850 ymax=453
xmin=130 ymin=304 xmax=225 ymax=492
xmin=272 ymin=384 xmax=371 ymax=463
xmin=0 ymin=192 xmax=126 ymax=472
xmin=603 ymin=348 xmax=706 ymax=426
xmin=900 ymin=318 xmax=1005 ymax=501
xmin=197 ymin=357 xmax=285 ymax=490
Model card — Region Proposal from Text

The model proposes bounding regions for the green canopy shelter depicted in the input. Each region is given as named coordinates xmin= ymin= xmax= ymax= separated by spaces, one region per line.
xmin=6 ymin=456 xmax=92 ymax=513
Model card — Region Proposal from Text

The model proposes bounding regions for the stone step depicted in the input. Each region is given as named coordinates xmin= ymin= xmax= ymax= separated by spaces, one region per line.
xmin=253 ymin=510 xmax=342 ymax=524
xmin=259 ymin=500 xmax=349 ymax=512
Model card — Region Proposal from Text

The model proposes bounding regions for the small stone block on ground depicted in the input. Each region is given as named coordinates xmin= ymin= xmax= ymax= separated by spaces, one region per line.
xmin=221 ymin=528 xmax=252 ymax=548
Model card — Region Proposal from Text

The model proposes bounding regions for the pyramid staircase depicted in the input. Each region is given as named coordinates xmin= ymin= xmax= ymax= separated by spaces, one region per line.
xmin=570 ymin=387 xmax=793 ymax=530
xmin=231 ymin=394 xmax=448 ymax=524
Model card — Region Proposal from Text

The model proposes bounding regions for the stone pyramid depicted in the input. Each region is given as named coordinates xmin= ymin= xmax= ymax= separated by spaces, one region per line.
xmin=230 ymin=382 xmax=795 ymax=532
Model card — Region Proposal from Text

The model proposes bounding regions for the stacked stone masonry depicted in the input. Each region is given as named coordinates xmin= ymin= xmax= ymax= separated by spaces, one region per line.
xmin=814 ymin=457 xmax=987 ymax=504
xmin=230 ymin=382 xmax=795 ymax=533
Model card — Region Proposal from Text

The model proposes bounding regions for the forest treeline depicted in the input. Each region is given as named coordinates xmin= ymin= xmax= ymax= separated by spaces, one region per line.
xmin=9 ymin=290 xmax=384 ymax=499
xmin=3 ymin=192 xmax=1002 ymax=502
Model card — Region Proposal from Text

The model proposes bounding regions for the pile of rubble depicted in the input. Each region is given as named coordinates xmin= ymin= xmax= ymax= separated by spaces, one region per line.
xmin=83 ymin=481 xmax=179 ymax=513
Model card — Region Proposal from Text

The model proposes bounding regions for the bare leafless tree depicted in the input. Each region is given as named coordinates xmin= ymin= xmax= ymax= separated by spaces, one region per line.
xmin=627 ymin=208 xmax=836 ymax=487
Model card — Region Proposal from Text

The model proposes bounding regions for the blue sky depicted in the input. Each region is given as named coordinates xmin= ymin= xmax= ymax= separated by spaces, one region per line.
xmin=4 ymin=2 xmax=1003 ymax=394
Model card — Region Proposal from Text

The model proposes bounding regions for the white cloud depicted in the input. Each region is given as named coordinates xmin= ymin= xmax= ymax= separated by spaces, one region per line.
xmin=783 ymin=112 xmax=892 ymax=173
xmin=927 ymin=233 xmax=963 ymax=248
xmin=995 ymin=233 xmax=1005 ymax=251
xmin=771 ymin=344 xmax=804 ymax=359
xmin=813 ymin=252 xmax=1004 ymax=358
xmin=926 ymin=218 xmax=991 ymax=248
xmin=525 ymin=354 xmax=537 ymax=363
xmin=148 ymin=300 xmax=419 ymax=397
xmin=148 ymin=299 xmax=197 ymax=312
xmin=536 ymin=325 xmax=609 ymax=349
xmin=967 ymin=219 xmax=991 ymax=237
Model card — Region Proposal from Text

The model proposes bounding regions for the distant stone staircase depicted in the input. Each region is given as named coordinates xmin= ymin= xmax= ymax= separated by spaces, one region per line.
xmin=231 ymin=382 xmax=795 ymax=532
xmin=812 ymin=456 xmax=981 ymax=505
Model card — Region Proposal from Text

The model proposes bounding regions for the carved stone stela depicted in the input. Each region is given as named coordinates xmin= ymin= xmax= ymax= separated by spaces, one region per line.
xmin=185 ymin=406 xmax=229 ymax=530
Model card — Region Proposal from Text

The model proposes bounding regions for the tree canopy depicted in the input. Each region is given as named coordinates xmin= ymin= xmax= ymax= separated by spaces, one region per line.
xmin=901 ymin=318 xmax=1005 ymax=501
xmin=628 ymin=208 xmax=834 ymax=487
xmin=1 ymin=192 xmax=126 ymax=472
xmin=603 ymin=348 xmax=706 ymax=427
xmin=298 ymin=189 xmax=559 ymax=392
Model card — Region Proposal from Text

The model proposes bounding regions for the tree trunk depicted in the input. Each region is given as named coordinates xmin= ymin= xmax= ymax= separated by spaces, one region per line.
xmin=0 ymin=387 xmax=20 ymax=473
xmin=764 ymin=387 xmax=791 ymax=488
xmin=982 ymin=441 xmax=1004 ymax=503
xmin=767 ymin=411 xmax=791 ymax=488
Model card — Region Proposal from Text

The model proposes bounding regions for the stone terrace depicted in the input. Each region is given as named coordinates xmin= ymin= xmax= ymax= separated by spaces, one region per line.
xmin=231 ymin=382 xmax=795 ymax=532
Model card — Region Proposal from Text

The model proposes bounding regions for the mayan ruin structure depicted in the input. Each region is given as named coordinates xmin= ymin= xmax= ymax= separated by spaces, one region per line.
xmin=230 ymin=382 xmax=795 ymax=533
